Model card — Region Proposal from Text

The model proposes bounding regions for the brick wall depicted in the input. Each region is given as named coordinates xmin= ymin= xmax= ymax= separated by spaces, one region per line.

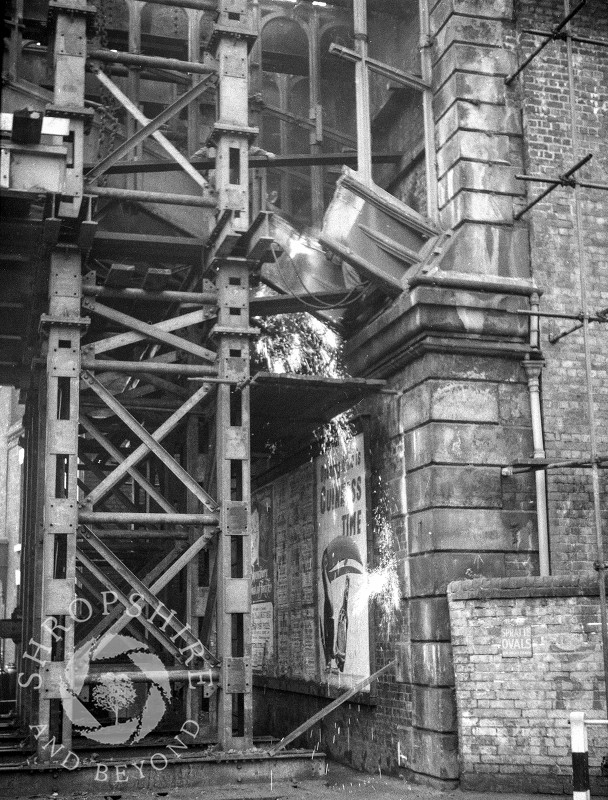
xmin=511 ymin=0 xmax=608 ymax=573
xmin=449 ymin=576 xmax=608 ymax=794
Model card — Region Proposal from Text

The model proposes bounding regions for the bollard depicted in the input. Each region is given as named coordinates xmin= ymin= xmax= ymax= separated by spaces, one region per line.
xmin=571 ymin=711 xmax=590 ymax=800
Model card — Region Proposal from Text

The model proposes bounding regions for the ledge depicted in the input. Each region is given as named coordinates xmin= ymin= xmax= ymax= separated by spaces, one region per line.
xmin=448 ymin=574 xmax=604 ymax=601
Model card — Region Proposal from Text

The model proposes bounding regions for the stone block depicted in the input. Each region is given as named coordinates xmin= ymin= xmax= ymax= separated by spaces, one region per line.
xmin=437 ymin=130 xmax=512 ymax=179
xmin=440 ymin=190 xmax=515 ymax=227
xmin=435 ymin=220 xmax=531 ymax=278
xmin=438 ymin=163 xmax=524 ymax=209
xmin=404 ymin=422 xmax=532 ymax=469
xmin=434 ymin=44 xmax=515 ymax=92
xmin=430 ymin=0 xmax=514 ymax=36
xmin=436 ymin=101 xmax=522 ymax=146
xmin=431 ymin=379 xmax=500 ymax=422
xmin=407 ymin=641 xmax=455 ymax=686
xmin=404 ymin=726 xmax=460 ymax=780
xmin=434 ymin=73 xmax=506 ymax=122
xmin=407 ymin=464 xmax=503 ymax=511
xmin=404 ymin=352 xmax=526 ymax=386
xmin=412 ymin=685 xmax=458 ymax=732
xmin=408 ymin=508 xmax=537 ymax=554
xmin=401 ymin=380 xmax=499 ymax=431
xmin=409 ymin=551 xmax=507 ymax=596
xmin=433 ymin=15 xmax=506 ymax=55
xmin=410 ymin=596 xmax=452 ymax=641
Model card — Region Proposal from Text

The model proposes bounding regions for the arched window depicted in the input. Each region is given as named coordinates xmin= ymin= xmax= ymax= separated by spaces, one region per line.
xmin=261 ymin=16 xmax=309 ymax=77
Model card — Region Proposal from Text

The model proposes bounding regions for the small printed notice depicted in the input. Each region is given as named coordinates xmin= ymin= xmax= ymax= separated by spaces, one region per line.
xmin=501 ymin=624 xmax=532 ymax=657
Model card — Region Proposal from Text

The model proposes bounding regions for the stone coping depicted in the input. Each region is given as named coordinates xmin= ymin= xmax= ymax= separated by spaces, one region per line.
xmin=448 ymin=574 xmax=605 ymax=601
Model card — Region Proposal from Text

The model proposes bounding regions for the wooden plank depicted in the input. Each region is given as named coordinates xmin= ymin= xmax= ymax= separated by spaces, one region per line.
xmin=267 ymin=660 xmax=396 ymax=755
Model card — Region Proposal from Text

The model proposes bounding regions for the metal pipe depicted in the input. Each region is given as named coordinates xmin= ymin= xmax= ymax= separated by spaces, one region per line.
xmin=522 ymin=294 xmax=550 ymax=576
xmin=409 ymin=272 xmax=540 ymax=297
xmin=419 ymin=0 xmax=439 ymax=224
xmin=90 ymin=185 xmax=217 ymax=207
xmin=81 ymin=358 xmax=218 ymax=376
xmin=514 ymin=153 xmax=593 ymax=220
xmin=91 ymin=528 xmax=192 ymax=538
xmin=504 ymin=0 xmax=586 ymax=84
xmin=563 ymin=0 xmax=608 ymax=713
xmin=518 ymin=309 xmax=607 ymax=321
xmin=516 ymin=173 xmax=608 ymax=192
xmin=133 ymin=0 xmax=216 ymax=10
xmin=82 ymin=285 xmax=217 ymax=304
xmin=84 ymin=151 xmax=403 ymax=175
xmin=88 ymin=50 xmax=217 ymax=77
xmin=352 ymin=0 xmax=372 ymax=185
xmin=85 ymin=667 xmax=220 ymax=684
xmin=522 ymin=28 xmax=608 ymax=49
xmin=79 ymin=511 xmax=219 ymax=524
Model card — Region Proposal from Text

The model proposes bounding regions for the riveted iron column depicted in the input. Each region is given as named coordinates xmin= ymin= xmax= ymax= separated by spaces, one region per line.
xmin=208 ymin=0 xmax=257 ymax=749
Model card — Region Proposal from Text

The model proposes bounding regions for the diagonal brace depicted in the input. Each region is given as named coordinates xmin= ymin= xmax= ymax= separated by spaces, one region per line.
xmin=93 ymin=68 xmax=210 ymax=192
xmin=514 ymin=153 xmax=593 ymax=220
xmin=267 ymin=660 xmax=397 ymax=756
xmin=86 ymin=75 xmax=217 ymax=183
xmin=78 ymin=453 xmax=140 ymax=512
xmin=329 ymin=43 xmax=430 ymax=92
xmin=81 ymin=526 xmax=218 ymax=665
xmin=504 ymin=0 xmax=586 ymax=84
xmin=83 ymin=299 xmax=216 ymax=363
xmin=80 ymin=414 xmax=175 ymax=513
xmin=99 ymin=530 xmax=216 ymax=647
xmin=80 ymin=542 xmax=186 ymax=645
xmin=81 ymin=373 xmax=218 ymax=511
xmin=76 ymin=549 xmax=185 ymax=661
xmin=88 ymin=308 xmax=212 ymax=357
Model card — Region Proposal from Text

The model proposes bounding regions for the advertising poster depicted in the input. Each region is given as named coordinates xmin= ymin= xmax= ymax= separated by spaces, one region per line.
xmin=316 ymin=432 xmax=370 ymax=690
xmin=251 ymin=488 xmax=273 ymax=671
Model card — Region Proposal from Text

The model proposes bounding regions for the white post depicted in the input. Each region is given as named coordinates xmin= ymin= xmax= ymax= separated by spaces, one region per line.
xmin=570 ymin=711 xmax=590 ymax=800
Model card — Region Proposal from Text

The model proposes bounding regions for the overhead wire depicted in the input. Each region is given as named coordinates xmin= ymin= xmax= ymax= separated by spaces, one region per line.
xmin=269 ymin=245 xmax=368 ymax=311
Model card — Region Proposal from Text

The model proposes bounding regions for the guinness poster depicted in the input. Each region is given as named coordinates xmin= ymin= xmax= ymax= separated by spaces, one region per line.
xmin=316 ymin=432 xmax=370 ymax=690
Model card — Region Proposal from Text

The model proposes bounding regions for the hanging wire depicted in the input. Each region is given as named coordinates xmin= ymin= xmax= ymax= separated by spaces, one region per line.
xmin=270 ymin=245 xmax=368 ymax=311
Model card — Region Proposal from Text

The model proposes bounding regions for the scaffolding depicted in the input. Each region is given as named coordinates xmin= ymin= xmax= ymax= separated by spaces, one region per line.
xmin=1 ymin=0 xmax=398 ymax=764
xmin=1 ymin=0 xmax=266 ymax=759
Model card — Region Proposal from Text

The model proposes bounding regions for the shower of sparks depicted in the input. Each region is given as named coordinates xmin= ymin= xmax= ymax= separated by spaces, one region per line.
xmin=315 ymin=412 xmax=356 ymax=460
xmin=354 ymin=490 xmax=400 ymax=631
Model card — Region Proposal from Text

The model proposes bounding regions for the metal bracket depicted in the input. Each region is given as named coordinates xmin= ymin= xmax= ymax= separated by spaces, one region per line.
xmin=39 ymin=314 xmax=90 ymax=332
xmin=329 ymin=43 xmax=430 ymax=92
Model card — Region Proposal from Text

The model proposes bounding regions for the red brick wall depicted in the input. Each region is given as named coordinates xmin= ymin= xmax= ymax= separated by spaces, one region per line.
xmin=449 ymin=576 xmax=608 ymax=794
xmin=512 ymin=0 xmax=608 ymax=572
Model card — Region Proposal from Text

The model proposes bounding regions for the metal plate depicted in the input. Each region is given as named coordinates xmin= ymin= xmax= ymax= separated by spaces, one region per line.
xmin=45 ymin=578 xmax=75 ymax=615
xmin=225 ymin=578 xmax=249 ymax=613
xmin=226 ymin=502 xmax=248 ymax=534
xmin=224 ymin=657 xmax=251 ymax=694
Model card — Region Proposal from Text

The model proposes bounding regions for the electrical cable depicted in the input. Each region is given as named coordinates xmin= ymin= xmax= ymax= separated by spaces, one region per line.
xmin=270 ymin=246 xmax=368 ymax=311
